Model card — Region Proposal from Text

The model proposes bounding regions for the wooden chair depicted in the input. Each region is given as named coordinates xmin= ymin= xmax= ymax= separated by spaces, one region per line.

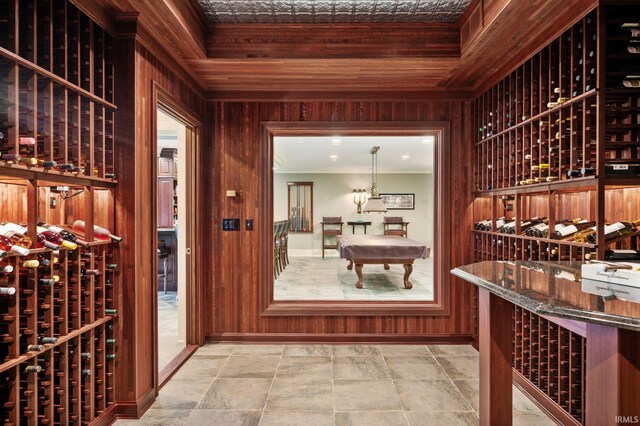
xmin=383 ymin=216 xmax=409 ymax=238
xmin=321 ymin=217 xmax=343 ymax=258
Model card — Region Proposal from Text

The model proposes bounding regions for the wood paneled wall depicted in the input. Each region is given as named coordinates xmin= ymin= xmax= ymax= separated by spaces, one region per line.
xmin=114 ymin=16 xmax=207 ymax=415
xmin=205 ymin=101 xmax=476 ymax=340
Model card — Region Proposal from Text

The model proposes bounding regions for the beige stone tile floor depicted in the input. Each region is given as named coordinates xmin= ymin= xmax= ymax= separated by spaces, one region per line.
xmin=114 ymin=344 xmax=556 ymax=426
xmin=274 ymin=257 xmax=434 ymax=301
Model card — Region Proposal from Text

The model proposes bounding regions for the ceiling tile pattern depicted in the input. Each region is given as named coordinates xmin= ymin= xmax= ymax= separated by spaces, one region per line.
xmin=197 ymin=0 xmax=472 ymax=24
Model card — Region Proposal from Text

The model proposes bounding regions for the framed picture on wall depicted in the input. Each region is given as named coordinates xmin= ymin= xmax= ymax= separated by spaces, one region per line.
xmin=380 ymin=193 xmax=415 ymax=210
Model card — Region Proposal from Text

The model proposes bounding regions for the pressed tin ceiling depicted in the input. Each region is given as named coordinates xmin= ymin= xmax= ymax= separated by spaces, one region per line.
xmin=197 ymin=0 xmax=472 ymax=24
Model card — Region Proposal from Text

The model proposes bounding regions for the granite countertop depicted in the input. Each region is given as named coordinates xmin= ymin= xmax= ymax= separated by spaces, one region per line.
xmin=451 ymin=261 xmax=640 ymax=332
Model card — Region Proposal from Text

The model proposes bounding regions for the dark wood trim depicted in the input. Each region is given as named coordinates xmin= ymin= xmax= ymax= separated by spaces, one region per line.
xmin=151 ymin=82 xmax=205 ymax=391
xmin=114 ymin=387 xmax=156 ymax=419
xmin=207 ymin=333 xmax=476 ymax=344
xmin=206 ymin=90 xmax=473 ymax=102
xmin=513 ymin=370 xmax=580 ymax=426
xmin=90 ymin=404 xmax=118 ymax=426
xmin=478 ymin=288 xmax=513 ymax=426
xmin=206 ymin=23 xmax=460 ymax=59
xmin=158 ymin=345 xmax=199 ymax=389
xmin=259 ymin=121 xmax=450 ymax=318
xmin=586 ymin=324 xmax=640 ymax=424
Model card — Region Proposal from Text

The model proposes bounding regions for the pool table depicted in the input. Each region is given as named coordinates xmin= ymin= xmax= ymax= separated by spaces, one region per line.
xmin=336 ymin=235 xmax=430 ymax=289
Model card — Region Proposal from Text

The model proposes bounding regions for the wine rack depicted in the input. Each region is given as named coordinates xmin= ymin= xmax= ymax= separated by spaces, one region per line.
xmin=0 ymin=1 xmax=119 ymax=425
xmin=472 ymin=4 xmax=639 ymax=425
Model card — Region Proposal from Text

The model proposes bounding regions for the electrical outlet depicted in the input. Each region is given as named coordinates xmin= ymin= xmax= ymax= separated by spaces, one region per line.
xmin=50 ymin=197 xmax=57 ymax=208
xmin=246 ymin=219 xmax=253 ymax=231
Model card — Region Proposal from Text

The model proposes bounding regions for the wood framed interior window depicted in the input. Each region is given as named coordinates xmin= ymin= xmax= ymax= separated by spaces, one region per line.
xmin=287 ymin=181 xmax=313 ymax=232
xmin=259 ymin=121 xmax=451 ymax=317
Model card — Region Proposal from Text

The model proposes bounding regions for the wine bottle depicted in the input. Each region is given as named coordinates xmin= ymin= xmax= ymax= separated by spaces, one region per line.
xmin=22 ymin=343 xmax=44 ymax=352
xmin=56 ymin=163 xmax=75 ymax=171
xmin=0 ymin=229 xmax=33 ymax=249
xmin=37 ymin=227 xmax=77 ymax=250
xmin=587 ymin=249 xmax=640 ymax=261
xmin=18 ymin=157 xmax=37 ymax=166
xmin=36 ymin=222 xmax=82 ymax=244
xmin=551 ymin=221 xmax=596 ymax=239
xmin=22 ymin=260 xmax=39 ymax=268
xmin=72 ymin=220 xmax=122 ymax=242
xmin=24 ymin=365 xmax=42 ymax=373
xmin=585 ymin=219 xmax=640 ymax=244
xmin=80 ymin=352 xmax=91 ymax=360
xmin=581 ymin=167 xmax=596 ymax=176
xmin=106 ymin=354 xmax=116 ymax=360
xmin=1 ymin=153 xmax=21 ymax=162
xmin=0 ymin=236 xmax=29 ymax=256
xmin=567 ymin=169 xmax=581 ymax=178
xmin=81 ymin=268 xmax=100 ymax=276
xmin=0 ymin=287 xmax=16 ymax=296
xmin=105 ymin=309 xmax=117 ymax=315
xmin=38 ymin=336 xmax=58 ymax=344
xmin=19 ymin=137 xmax=36 ymax=146
xmin=37 ymin=160 xmax=57 ymax=168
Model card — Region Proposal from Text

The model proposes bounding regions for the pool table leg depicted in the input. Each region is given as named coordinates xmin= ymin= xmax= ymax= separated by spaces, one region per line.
xmin=347 ymin=259 xmax=353 ymax=270
xmin=403 ymin=264 xmax=413 ymax=289
xmin=355 ymin=263 xmax=364 ymax=288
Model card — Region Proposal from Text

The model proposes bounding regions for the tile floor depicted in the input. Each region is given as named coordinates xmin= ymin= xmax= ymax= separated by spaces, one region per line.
xmin=114 ymin=344 xmax=555 ymax=426
xmin=158 ymin=292 xmax=185 ymax=372
xmin=274 ymin=257 xmax=434 ymax=301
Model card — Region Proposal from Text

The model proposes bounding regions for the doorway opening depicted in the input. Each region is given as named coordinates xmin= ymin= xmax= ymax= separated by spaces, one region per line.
xmin=156 ymin=107 xmax=190 ymax=383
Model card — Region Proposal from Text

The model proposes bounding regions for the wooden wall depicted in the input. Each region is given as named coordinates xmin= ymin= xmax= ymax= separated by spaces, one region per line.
xmin=205 ymin=101 xmax=477 ymax=340
xmin=114 ymin=17 xmax=208 ymax=415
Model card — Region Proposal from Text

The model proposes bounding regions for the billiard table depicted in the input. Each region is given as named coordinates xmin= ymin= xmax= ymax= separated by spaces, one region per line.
xmin=336 ymin=235 xmax=430 ymax=289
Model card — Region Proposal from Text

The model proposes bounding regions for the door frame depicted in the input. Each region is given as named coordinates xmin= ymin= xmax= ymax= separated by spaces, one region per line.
xmin=151 ymin=83 xmax=204 ymax=389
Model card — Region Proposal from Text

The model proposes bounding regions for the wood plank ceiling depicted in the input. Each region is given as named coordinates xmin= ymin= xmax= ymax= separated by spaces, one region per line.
xmin=94 ymin=0 xmax=598 ymax=99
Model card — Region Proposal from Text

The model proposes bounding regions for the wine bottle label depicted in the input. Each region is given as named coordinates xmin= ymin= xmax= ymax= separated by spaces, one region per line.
xmin=613 ymin=250 xmax=638 ymax=254
xmin=557 ymin=97 xmax=570 ymax=103
xmin=547 ymin=102 xmax=559 ymax=108
xmin=604 ymin=223 xmax=626 ymax=234
xmin=22 ymin=260 xmax=40 ymax=268
xmin=623 ymin=79 xmax=640 ymax=88
xmin=44 ymin=241 xmax=59 ymax=250
xmin=558 ymin=225 xmax=578 ymax=236
xmin=2 ymin=265 xmax=13 ymax=273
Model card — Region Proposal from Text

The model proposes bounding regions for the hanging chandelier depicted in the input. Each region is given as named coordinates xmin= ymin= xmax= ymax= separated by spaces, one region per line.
xmin=363 ymin=146 xmax=387 ymax=213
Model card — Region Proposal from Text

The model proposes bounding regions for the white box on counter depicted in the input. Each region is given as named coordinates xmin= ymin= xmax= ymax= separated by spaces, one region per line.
xmin=581 ymin=262 xmax=640 ymax=289
xmin=581 ymin=278 xmax=640 ymax=303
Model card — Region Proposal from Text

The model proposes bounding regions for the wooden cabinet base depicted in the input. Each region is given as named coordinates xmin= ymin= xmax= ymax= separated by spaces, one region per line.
xmin=586 ymin=324 xmax=640 ymax=425
xmin=479 ymin=288 xmax=513 ymax=426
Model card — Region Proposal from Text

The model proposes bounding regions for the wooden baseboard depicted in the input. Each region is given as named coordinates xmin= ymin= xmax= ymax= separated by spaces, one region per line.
xmin=92 ymin=403 xmax=118 ymax=426
xmin=159 ymin=345 xmax=198 ymax=389
xmin=114 ymin=387 xmax=157 ymax=419
xmin=206 ymin=333 xmax=475 ymax=344
xmin=513 ymin=370 xmax=580 ymax=426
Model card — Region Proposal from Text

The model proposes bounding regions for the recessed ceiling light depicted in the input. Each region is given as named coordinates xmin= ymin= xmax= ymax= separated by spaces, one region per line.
xmin=422 ymin=137 xmax=434 ymax=144
xmin=401 ymin=155 xmax=410 ymax=160
xmin=330 ymin=155 xmax=338 ymax=160
xmin=331 ymin=138 xmax=342 ymax=145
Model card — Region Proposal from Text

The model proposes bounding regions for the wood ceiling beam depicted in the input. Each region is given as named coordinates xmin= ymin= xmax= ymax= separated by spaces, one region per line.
xmin=206 ymin=23 xmax=460 ymax=59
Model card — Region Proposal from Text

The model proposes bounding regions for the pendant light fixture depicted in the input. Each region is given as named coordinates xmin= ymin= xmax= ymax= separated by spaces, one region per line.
xmin=363 ymin=146 xmax=387 ymax=213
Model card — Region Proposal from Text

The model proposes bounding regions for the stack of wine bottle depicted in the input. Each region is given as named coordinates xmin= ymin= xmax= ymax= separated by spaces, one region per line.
xmin=474 ymin=217 xmax=640 ymax=244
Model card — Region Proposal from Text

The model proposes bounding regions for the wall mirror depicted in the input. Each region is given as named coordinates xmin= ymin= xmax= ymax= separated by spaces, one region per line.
xmin=273 ymin=134 xmax=436 ymax=303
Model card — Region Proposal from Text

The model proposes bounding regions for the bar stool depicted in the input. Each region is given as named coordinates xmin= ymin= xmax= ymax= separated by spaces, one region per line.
xmin=158 ymin=240 xmax=169 ymax=294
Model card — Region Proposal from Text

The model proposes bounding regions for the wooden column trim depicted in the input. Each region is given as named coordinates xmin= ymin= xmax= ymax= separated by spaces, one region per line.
xmin=479 ymin=288 xmax=513 ymax=426
xmin=586 ymin=324 xmax=640 ymax=425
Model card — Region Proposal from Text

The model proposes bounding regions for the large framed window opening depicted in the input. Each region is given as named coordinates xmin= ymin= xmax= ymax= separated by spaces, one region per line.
xmin=260 ymin=121 xmax=451 ymax=317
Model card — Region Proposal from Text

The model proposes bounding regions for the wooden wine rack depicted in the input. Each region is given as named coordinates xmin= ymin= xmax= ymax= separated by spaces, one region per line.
xmin=0 ymin=1 xmax=119 ymax=424
xmin=472 ymin=4 xmax=639 ymax=425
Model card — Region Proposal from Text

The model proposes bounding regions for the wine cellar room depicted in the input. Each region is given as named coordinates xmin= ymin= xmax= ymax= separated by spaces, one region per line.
xmin=1 ymin=0 xmax=640 ymax=425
